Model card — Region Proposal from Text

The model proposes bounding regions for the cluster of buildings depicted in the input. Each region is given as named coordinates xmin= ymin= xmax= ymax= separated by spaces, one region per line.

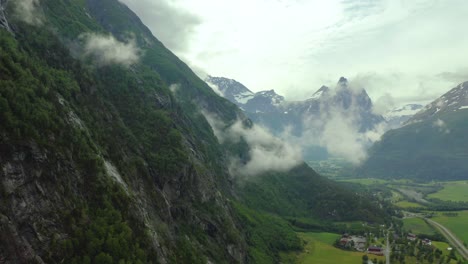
xmin=367 ymin=246 xmax=384 ymax=256
xmin=338 ymin=233 xmax=386 ymax=255
xmin=338 ymin=232 xmax=433 ymax=257
xmin=407 ymin=233 xmax=432 ymax=245
xmin=339 ymin=234 xmax=367 ymax=252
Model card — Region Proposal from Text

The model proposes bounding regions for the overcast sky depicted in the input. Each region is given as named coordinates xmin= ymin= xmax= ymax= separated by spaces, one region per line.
xmin=121 ymin=0 xmax=468 ymax=107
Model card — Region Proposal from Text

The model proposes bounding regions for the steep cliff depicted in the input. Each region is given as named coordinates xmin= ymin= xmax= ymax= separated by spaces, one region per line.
xmin=0 ymin=0 xmax=246 ymax=262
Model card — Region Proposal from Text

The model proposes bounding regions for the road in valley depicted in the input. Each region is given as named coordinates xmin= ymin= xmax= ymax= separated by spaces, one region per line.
xmin=385 ymin=223 xmax=393 ymax=264
xmin=385 ymin=234 xmax=390 ymax=264
xmin=425 ymin=218 xmax=468 ymax=261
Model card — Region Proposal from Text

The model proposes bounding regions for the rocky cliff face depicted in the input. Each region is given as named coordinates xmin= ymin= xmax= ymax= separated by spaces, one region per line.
xmin=0 ymin=142 xmax=81 ymax=263
xmin=0 ymin=0 xmax=12 ymax=33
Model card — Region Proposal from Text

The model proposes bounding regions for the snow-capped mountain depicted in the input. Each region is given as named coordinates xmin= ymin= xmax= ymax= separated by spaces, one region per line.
xmin=206 ymin=76 xmax=385 ymax=160
xmin=243 ymin=90 xmax=285 ymax=113
xmin=205 ymin=76 xmax=255 ymax=105
xmin=357 ymin=80 xmax=468 ymax=181
xmin=407 ymin=81 xmax=468 ymax=124
xmin=206 ymin=76 xmax=285 ymax=113
xmin=384 ymin=104 xmax=424 ymax=129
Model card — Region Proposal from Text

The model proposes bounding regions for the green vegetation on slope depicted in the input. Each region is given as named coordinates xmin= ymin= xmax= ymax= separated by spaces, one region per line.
xmin=1 ymin=2 xmax=243 ymax=260
xmin=0 ymin=27 xmax=157 ymax=262
xmin=233 ymin=203 xmax=302 ymax=264
xmin=356 ymin=110 xmax=468 ymax=181
xmin=237 ymin=164 xmax=390 ymax=224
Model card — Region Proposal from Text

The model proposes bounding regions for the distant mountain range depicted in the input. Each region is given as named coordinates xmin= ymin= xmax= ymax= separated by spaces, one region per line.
xmin=206 ymin=76 xmax=386 ymax=160
xmin=356 ymin=81 xmax=468 ymax=181
xmin=384 ymin=104 xmax=424 ymax=129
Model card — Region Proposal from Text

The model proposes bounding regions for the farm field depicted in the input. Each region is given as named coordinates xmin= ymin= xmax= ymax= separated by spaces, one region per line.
xmin=431 ymin=211 xmax=468 ymax=245
xmin=396 ymin=201 xmax=425 ymax=209
xmin=286 ymin=232 xmax=385 ymax=264
xmin=403 ymin=218 xmax=436 ymax=235
xmin=428 ymin=181 xmax=468 ymax=202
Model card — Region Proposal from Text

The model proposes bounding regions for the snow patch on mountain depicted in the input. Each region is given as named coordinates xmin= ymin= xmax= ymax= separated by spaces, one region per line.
xmin=407 ymin=81 xmax=468 ymax=123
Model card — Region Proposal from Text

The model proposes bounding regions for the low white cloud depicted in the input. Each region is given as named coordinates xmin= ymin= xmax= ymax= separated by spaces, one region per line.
xmin=203 ymin=111 xmax=302 ymax=176
xmin=433 ymin=118 xmax=445 ymax=128
xmin=81 ymin=33 xmax=141 ymax=67
xmin=433 ymin=118 xmax=450 ymax=134
xmin=279 ymin=84 xmax=388 ymax=165
xmin=307 ymin=107 xmax=385 ymax=165
xmin=13 ymin=0 xmax=43 ymax=25
xmin=372 ymin=93 xmax=396 ymax=115
xmin=319 ymin=112 xmax=368 ymax=164
xmin=169 ymin=83 xmax=181 ymax=94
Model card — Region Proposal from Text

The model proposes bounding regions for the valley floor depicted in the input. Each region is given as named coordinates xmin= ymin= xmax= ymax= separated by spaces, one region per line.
xmin=282 ymin=232 xmax=385 ymax=264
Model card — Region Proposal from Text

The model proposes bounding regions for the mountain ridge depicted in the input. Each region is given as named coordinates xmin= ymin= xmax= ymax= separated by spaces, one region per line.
xmin=356 ymin=81 xmax=468 ymax=181
xmin=206 ymin=76 xmax=386 ymax=160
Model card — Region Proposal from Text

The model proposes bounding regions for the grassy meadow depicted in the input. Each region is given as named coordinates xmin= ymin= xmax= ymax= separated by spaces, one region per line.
xmin=428 ymin=181 xmax=468 ymax=202
xmin=402 ymin=218 xmax=436 ymax=235
xmin=431 ymin=211 xmax=468 ymax=244
xmin=283 ymin=232 xmax=385 ymax=264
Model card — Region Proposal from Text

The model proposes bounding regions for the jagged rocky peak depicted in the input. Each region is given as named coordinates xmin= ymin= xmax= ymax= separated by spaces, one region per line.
xmin=256 ymin=89 xmax=284 ymax=103
xmin=205 ymin=76 xmax=254 ymax=105
xmin=310 ymin=85 xmax=330 ymax=100
xmin=338 ymin=76 xmax=348 ymax=85
xmin=331 ymin=77 xmax=372 ymax=111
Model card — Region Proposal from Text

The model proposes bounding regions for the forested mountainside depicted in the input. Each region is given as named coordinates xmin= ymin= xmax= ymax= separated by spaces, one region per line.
xmin=0 ymin=0 xmax=390 ymax=263
xmin=356 ymin=82 xmax=468 ymax=181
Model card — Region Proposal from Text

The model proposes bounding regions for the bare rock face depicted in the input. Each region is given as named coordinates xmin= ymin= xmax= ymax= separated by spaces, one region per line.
xmin=0 ymin=142 xmax=77 ymax=263
xmin=0 ymin=0 xmax=13 ymax=33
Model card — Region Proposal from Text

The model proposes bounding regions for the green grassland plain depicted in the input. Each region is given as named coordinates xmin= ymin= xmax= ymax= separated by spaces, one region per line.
xmin=284 ymin=232 xmax=385 ymax=264
xmin=428 ymin=181 xmax=468 ymax=202
xmin=431 ymin=211 xmax=468 ymax=244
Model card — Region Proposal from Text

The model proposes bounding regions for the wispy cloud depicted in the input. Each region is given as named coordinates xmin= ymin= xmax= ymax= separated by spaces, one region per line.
xmin=203 ymin=111 xmax=302 ymax=176
xmin=433 ymin=118 xmax=450 ymax=134
xmin=81 ymin=33 xmax=141 ymax=67
xmin=13 ymin=0 xmax=43 ymax=25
